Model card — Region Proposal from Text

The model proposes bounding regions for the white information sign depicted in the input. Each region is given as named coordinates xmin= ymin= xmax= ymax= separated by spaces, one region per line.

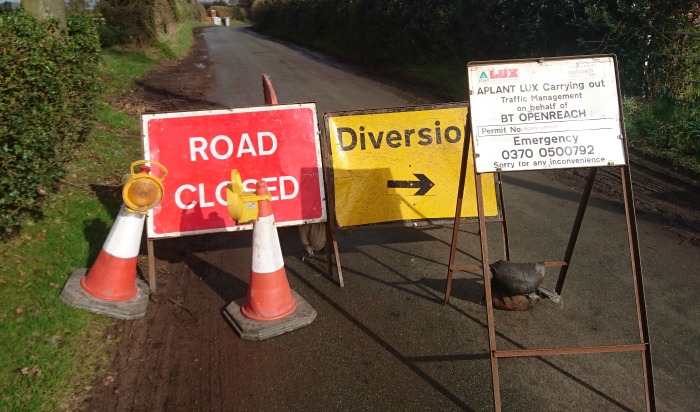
xmin=468 ymin=55 xmax=627 ymax=173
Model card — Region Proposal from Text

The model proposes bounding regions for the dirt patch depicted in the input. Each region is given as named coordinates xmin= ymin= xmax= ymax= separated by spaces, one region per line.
xmin=80 ymin=27 xmax=230 ymax=411
xmin=106 ymin=26 xmax=224 ymax=117
xmin=543 ymin=163 xmax=700 ymax=246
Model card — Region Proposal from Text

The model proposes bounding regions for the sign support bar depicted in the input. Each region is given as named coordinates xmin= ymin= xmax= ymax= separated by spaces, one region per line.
xmin=444 ymin=114 xmax=510 ymax=303
xmin=620 ymin=162 xmax=656 ymax=410
xmin=447 ymin=119 xmax=656 ymax=411
xmin=319 ymin=121 xmax=345 ymax=287
xmin=555 ymin=167 xmax=598 ymax=293
xmin=468 ymin=164 xmax=655 ymax=411
xmin=453 ymin=55 xmax=656 ymax=410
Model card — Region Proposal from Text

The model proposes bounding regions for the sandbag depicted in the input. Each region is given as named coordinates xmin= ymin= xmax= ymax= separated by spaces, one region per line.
xmin=490 ymin=280 xmax=538 ymax=311
xmin=490 ymin=260 xmax=545 ymax=295
xmin=299 ymin=223 xmax=326 ymax=257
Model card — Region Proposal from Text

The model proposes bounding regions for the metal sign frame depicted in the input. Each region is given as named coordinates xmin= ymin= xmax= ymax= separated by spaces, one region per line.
xmin=448 ymin=55 xmax=655 ymax=411
xmin=145 ymin=75 xmax=327 ymax=292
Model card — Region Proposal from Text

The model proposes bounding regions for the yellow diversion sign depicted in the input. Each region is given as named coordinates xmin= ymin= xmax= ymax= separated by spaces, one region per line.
xmin=325 ymin=104 xmax=500 ymax=228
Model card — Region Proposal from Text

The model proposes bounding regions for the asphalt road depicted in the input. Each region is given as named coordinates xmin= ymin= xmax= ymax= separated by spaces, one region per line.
xmin=203 ymin=27 xmax=416 ymax=112
xmin=118 ymin=25 xmax=699 ymax=411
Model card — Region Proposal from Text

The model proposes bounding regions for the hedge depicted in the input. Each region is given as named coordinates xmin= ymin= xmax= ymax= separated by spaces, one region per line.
xmin=249 ymin=0 xmax=698 ymax=98
xmin=0 ymin=11 xmax=101 ymax=238
xmin=98 ymin=0 xmax=207 ymax=47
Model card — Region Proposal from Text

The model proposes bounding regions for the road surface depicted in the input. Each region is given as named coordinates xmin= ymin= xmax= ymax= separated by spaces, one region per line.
xmin=86 ymin=25 xmax=700 ymax=411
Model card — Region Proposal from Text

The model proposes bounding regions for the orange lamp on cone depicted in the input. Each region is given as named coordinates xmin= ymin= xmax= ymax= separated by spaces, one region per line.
xmin=226 ymin=169 xmax=270 ymax=224
xmin=122 ymin=160 xmax=168 ymax=214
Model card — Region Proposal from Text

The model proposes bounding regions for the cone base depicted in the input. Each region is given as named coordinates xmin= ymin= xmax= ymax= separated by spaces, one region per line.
xmin=223 ymin=289 xmax=316 ymax=341
xmin=60 ymin=269 xmax=149 ymax=320
xmin=241 ymin=297 xmax=297 ymax=321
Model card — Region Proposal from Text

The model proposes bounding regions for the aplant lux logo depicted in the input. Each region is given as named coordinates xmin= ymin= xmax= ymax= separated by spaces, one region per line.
xmin=478 ymin=68 xmax=519 ymax=82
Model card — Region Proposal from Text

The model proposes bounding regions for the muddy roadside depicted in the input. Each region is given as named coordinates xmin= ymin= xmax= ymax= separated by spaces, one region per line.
xmin=106 ymin=27 xmax=224 ymax=117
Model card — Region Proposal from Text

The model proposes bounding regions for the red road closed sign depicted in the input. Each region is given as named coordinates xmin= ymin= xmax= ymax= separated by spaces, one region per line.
xmin=142 ymin=103 xmax=326 ymax=238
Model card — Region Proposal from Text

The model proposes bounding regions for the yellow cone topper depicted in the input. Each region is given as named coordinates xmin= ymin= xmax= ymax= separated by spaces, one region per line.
xmin=122 ymin=160 xmax=167 ymax=213
xmin=226 ymin=169 xmax=271 ymax=224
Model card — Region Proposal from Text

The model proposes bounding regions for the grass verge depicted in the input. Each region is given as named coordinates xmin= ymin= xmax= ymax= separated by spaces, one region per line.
xmin=624 ymin=96 xmax=700 ymax=177
xmin=0 ymin=19 xmax=206 ymax=412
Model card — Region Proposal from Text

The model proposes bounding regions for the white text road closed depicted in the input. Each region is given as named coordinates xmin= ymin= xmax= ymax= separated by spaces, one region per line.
xmin=468 ymin=55 xmax=627 ymax=173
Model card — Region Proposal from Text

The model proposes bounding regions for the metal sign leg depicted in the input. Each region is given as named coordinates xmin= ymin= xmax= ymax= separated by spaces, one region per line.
xmin=620 ymin=165 xmax=656 ymax=410
xmin=555 ymin=168 xmax=598 ymax=294
xmin=475 ymin=169 xmax=502 ymax=411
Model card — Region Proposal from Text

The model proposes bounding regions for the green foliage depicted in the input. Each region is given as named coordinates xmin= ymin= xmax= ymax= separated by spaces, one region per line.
xmin=646 ymin=29 xmax=700 ymax=101
xmin=1 ymin=1 xmax=16 ymax=12
xmin=249 ymin=0 xmax=700 ymax=172
xmin=0 ymin=102 xmax=142 ymax=412
xmin=97 ymin=0 xmax=157 ymax=46
xmin=97 ymin=0 xmax=196 ymax=47
xmin=191 ymin=1 xmax=208 ymax=22
xmin=238 ymin=0 xmax=255 ymax=9
xmin=0 ymin=10 xmax=101 ymax=238
xmin=625 ymin=96 xmax=700 ymax=173
xmin=0 ymin=188 xmax=117 ymax=412
xmin=249 ymin=0 xmax=697 ymax=98
xmin=1 ymin=19 xmax=200 ymax=411
xmin=66 ymin=0 xmax=90 ymax=13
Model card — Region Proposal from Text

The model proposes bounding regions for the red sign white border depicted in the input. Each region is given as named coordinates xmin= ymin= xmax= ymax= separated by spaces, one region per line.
xmin=141 ymin=103 xmax=327 ymax=239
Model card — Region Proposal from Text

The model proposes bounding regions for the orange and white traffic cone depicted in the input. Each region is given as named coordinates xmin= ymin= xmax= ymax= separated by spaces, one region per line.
xmin=80 ymin=204 xmax=145 ymax=300
xmin=60 ymin=204 xmax=149 ymax=319
xmin=240 ymin=181 xmax=298 ymax=320
xmin=223 ymin=178 xmax=317 ymax=340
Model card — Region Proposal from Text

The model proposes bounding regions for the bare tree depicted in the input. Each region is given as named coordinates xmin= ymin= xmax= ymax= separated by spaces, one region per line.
xmin=66 ymin=0 xmax=89 ymax=13
xmin=21 ymin=0 xmax=66 ymax=27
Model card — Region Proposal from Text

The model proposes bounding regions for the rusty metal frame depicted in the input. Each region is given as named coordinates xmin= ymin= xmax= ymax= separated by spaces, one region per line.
xmin=444 ymin=116 xmax=510 ymax=304
xmin=147 ymin=238 xmax=156 ymax=292
xmin=469 ymin=162 xmax=655 ymax=411
xmin=318 ymin=107 xmax=345 ymax=287
xmin=449 ymin=55 xmax=656 ymax=411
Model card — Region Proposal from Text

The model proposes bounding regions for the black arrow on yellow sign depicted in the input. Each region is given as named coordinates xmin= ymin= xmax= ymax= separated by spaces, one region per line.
xmin=387 ymin=173 xmax=435 ymax=196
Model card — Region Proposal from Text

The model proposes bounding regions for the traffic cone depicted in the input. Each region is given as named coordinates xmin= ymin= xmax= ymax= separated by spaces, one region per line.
xmin=80 ymin=204 xmax=145 ymax=300
xmin=240 ymin=181 xmax=298 ymax=320
xmin=60 ymin=204 xmax=149 ymax=319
